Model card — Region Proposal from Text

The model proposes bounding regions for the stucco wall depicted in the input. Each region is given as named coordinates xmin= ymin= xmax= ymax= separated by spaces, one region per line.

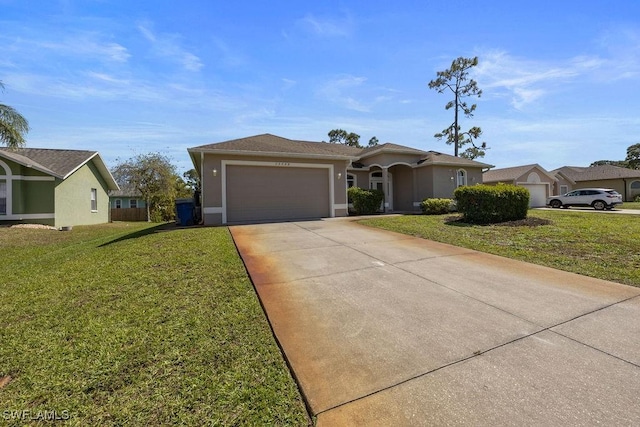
xmin=55 ymin=161 xmax=110 ymax=227
xmin=389 ymin=165 xmax=414 ymax=211
xmin=359 ymin=152 xmax=420 ymax=168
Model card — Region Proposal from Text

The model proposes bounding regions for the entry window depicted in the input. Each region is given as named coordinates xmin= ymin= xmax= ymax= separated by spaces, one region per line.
xmin=90 ymin=188 xmax=97 ymax=211
xmin=456 ymin=169 xmax=467 ymax=187
xmin=115 ymin=199 xmax=122 ymax=209
xmin=0 ymin=182 xmax=6 ymax=215
xmin=129 ymin=199 xmax=138 ymax=208
xmin=346 ymin=174 xmax=356 ymax=188
xmin=631 ymin=181 xmax=640 ymax=189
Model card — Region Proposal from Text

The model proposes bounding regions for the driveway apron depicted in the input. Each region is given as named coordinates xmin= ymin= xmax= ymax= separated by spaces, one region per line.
xmin=229 ymin=219 xmax=640 ymax=426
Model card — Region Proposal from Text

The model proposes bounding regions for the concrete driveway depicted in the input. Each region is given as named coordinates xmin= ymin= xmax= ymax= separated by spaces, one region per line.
xmin=229 ymin=219 xmax=640 ymax=426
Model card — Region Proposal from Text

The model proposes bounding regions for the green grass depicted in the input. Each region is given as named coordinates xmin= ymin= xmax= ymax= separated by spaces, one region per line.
xmin=622 ymin=201 xmax=640 ymax=209
xmin=360 ymin=210 xmax=640 ymax=287
xmin=0 ymin=223 xmax=309 ymax=426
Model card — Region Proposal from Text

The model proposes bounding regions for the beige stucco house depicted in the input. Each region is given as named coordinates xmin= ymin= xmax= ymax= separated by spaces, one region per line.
xmin=552 ymin=165 xmax=640 ymax=202
xmin=188 ymin=134 xmax=493 ymax=225
xmin=483 ymin=164 xmax=558 ymax=207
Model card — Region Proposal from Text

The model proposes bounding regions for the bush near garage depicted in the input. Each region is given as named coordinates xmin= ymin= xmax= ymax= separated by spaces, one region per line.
xmin=348 ymin=187 xmax=385 ymax=215
xmin=420 ymin=198 xmax=455 ymax=215
xmin=454 ymin=184 xmax=529 ymax=224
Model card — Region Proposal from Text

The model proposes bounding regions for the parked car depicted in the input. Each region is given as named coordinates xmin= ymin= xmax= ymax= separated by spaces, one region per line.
xmin=547 ymin=188 xmax=623 ymax=210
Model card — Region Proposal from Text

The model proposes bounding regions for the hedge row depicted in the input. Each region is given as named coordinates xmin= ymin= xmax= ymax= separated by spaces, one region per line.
xmin=347 ymin=187 xmax=384 ymax=215
xmin=453 ymin=184 xmax=529 ymax=223
xmin=420 ymin=198 xmax=455 ymax=215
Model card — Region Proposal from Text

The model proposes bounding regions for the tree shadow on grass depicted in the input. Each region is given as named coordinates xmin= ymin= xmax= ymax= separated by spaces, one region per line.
xmin=98 ymin=223 xmax=197 ymax=247
xmin=443 ymin=215 xmax=552 ymax=227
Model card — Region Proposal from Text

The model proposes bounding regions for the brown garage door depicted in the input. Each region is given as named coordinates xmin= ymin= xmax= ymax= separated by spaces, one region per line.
xmin=226 ymin=165 xmax=330 ymax=223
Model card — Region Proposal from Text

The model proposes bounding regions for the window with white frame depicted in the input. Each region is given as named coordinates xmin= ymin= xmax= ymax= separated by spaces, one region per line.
xmin=0 ymin=181 xmax=6 ymax=215
xmin=129 ymin=199 xmax=137 ymax=208
xmin=346 ymin=174 xmax=356 ymax=188
xmin=456 ymin=169 xmax=467 ymax=187
xmin=91 ymin=188 xmax=97 ymax=211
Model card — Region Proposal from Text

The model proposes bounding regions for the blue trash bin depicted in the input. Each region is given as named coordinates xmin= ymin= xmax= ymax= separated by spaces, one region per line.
xmin=175 ymin=198 xmax=195 ymax=226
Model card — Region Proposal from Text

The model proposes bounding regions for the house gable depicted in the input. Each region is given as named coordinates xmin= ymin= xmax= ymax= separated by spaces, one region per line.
xmin=0 ymin=149 xmax=118 ymax=226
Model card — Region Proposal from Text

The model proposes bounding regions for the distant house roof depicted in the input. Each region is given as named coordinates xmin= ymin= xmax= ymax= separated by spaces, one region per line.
xmin=552 ymin=165 xmax=640 ymax=181
xmin=483 ymin=164 xmax=557 ymax=183
xmin=188 ymin=134 xmax=493 ymax=170
xmin=0 ymin=147 xmax=119 ymax=190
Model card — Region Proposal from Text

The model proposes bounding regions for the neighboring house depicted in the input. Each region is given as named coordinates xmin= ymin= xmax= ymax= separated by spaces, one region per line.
xmin=483 ymin=164 xmax=558 ymax=207
xmin=552 ymin=165 xmax=640 ymax=202
xmin=0 ymin=148 xmax=118 ymax=228
xmin=109 ymin=188 xmax=148 ymax=221
xmin=188 ymin=134 xmax=493 ymax=225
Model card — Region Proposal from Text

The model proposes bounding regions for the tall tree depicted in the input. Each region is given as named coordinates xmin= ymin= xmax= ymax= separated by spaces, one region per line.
xmin=0 ymin=82 xmax=30 ymax=148
xmin=111 ymin=153 xmax=180 ymax=222
xmin=428 ymin=56 xmax=487 ymax=159
xmin=183 ymin=168 xmax=201 ymax=192
xmin=328 ymin=129 xmax=362 ymax=147
xmin=327 ymin=129 xmax=380 ymax=148
xmin=625 ymin=143 xmax=640 ymax=169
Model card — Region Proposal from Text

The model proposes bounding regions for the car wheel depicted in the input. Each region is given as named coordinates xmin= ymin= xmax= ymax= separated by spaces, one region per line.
xmin=549 ymin=200 xmax=562 ymax=209
xmin=593 ymin=200 xmax=606 ymax=210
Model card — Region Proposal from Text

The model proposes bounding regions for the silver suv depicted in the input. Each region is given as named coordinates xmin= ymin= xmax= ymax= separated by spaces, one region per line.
xmin=547 ymin=188 xmax=623 ymax=210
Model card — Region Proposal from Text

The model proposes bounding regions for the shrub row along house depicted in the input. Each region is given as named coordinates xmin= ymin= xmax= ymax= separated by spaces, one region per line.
xmin=0 ymin=148 xmax=118 ymax=228
xmin=187 ymin=134 xmax=493 ymax=225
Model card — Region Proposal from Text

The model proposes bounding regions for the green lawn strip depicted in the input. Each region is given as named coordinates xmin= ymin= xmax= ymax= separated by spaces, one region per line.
xmin=360 ymin=210 xmax=640 ymax=287
xmin=621 ymin=201 xmax=640 ymax=209
xmin=0 ymin=225 xmax=308 ymax=426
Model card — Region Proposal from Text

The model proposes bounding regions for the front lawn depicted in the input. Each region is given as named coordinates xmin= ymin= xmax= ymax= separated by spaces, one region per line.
xmin=360 ymin=210 xmax=640 ymax=287
xmin=0 ymin=223 xmax=308 ymax=426
xmin=622 ymin=201 xmax=640 ymax=209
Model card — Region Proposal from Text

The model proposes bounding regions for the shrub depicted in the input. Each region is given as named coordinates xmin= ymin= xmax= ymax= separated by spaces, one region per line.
xmin=347 ymin=187 xmax=384 ymax=215
xmin=635 ymin=195 xmax=640 ymax=202
xmin=420 ymin=198 xmax=454 ymax=215
xmin=454 ymin=184 xmax=529 ymax=224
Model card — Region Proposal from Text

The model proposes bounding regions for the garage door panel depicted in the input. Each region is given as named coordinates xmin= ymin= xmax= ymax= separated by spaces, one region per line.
xmin=226 ymin=165 xmax=330 ymax=223
xmin=521 ymin=184 xmax=547 ymax=207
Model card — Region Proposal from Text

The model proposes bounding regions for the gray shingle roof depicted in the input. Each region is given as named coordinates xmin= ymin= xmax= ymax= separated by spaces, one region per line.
xmin=190 ymin=133 xmax=361 ymax=158
xmin=483 ymin=164 xmax=556 ymax=183
xmin=552 ymin=165 xmax=640 ymax=181
xmin=0 ymin=147 xmax=119 ymax=190
xmin=189 ymin=134 xmax=494 ymax=169
xmin=419 ymin=151 xmax=494 ymax=168
xmin=0 ymin=148 xmax=97 ymax=178
xmin=358 ymin=142 xmax=429 ymax=157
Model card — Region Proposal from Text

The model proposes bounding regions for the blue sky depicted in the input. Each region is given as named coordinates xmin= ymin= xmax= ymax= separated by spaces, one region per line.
xmin=1 ymin=0 xmax=639 ymax=173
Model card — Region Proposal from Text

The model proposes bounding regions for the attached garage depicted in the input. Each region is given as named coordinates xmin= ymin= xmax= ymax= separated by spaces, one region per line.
xmin=520 ymin=183 xmax=548 ymax=207
xmin=223 ymin=162 xmax=332 ymax=224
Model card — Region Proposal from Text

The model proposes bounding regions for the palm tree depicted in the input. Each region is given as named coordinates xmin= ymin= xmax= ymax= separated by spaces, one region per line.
xmin=0 ymin=81 xmax=29 ymax=148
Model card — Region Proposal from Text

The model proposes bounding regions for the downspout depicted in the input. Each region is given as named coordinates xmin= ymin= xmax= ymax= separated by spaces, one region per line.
xmin=199 ymin=151 xmax=205 ymax=225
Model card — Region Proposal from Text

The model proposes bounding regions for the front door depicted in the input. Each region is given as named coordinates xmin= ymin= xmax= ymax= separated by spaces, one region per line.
xmin=369 ymin=172 xmax=393 ymax=211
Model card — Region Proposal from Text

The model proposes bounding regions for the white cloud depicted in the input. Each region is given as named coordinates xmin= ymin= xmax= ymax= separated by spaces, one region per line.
xmin=137 ymin=22 xmax=203 ymax=72
xmin=295 ymin=13 xmax=353 ymax=38
xmin=317 ymin=75 xmax=370 ymax=112
xmin=475 ymin=50 xmax=598 ymax=109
